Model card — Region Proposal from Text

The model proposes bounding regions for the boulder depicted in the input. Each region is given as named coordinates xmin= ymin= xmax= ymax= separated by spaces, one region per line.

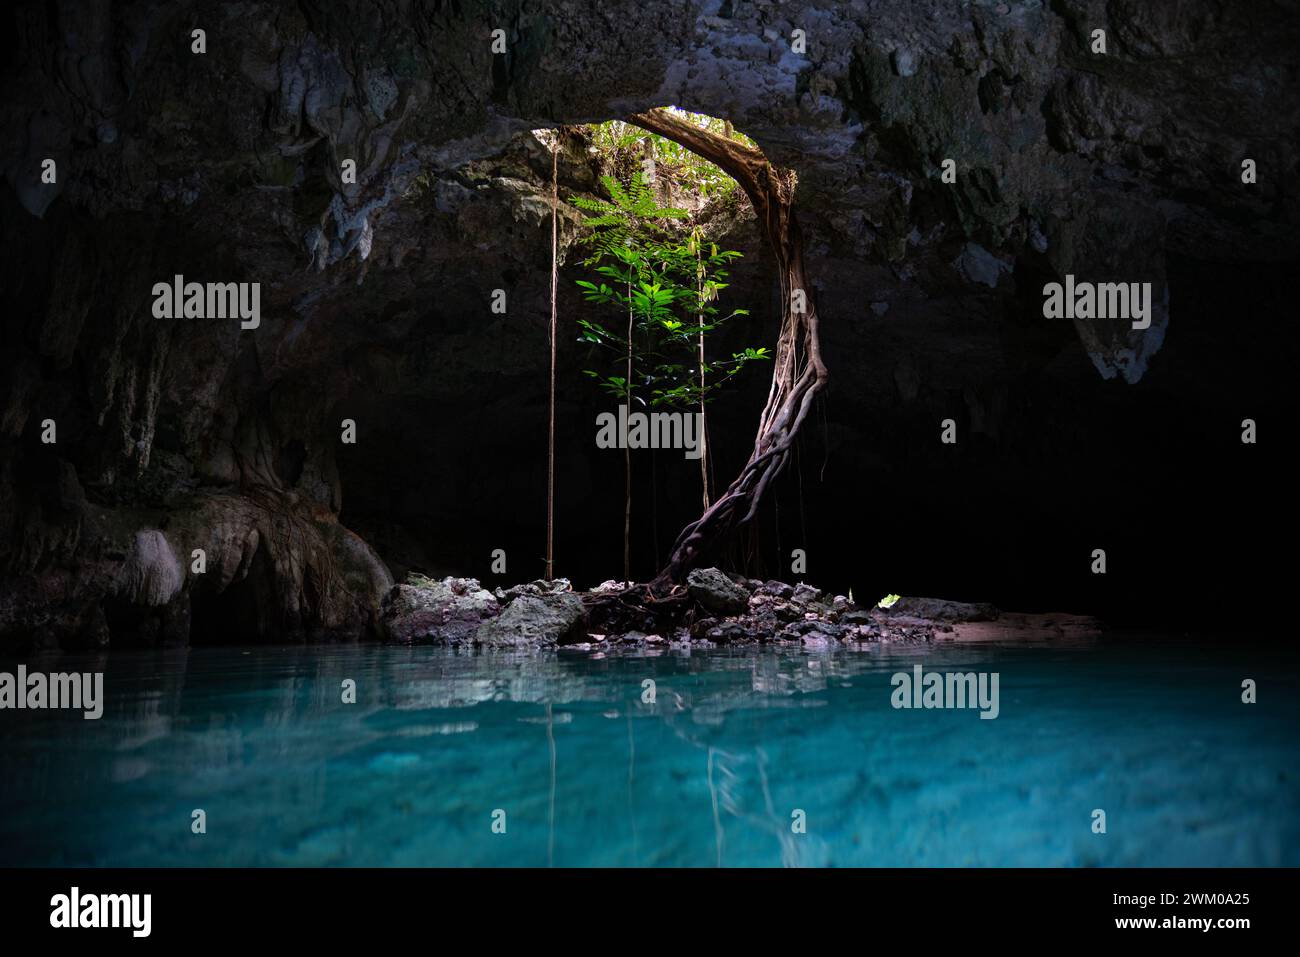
xmin=381 ymin=577 xmax=499 ymax=643
xmin=791 ymin=583 xmax=823 ymax=605
xmin=879 ymin=597 xmax=999 ymax=622
xmin=474 ymin=592 xmax=588 ymax=646
xmin=687 ymin=567 xmax=751 ymax=615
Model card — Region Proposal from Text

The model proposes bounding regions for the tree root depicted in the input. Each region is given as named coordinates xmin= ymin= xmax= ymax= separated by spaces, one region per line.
xmin=626 ymin=109 xmax=830 ymax=595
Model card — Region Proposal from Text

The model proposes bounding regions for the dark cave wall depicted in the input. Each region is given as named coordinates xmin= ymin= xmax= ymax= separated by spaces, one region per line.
xmin=334 ymin=204 xmax=1293 ymax=629
xmin=1 ymin=0 xmax=1296 ymax=648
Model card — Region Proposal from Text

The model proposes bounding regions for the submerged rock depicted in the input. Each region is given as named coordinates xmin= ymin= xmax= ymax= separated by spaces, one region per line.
xmin=687 ymin=567 xmax=750 ymax=615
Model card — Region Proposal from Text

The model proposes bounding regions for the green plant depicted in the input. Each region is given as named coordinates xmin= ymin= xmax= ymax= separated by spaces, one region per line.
xmin=584 ymin=111 xmax=757 ymax=201
xmin=647 ymin=229 xmax=769 ymax=412
xmin=572 ymin=178 xmax=768 ymax=411
xmin=590 ymin=108 xmax=829 ymax=594
xmin=572 ymin=173 xmax=688 ymax=579
xmin=571 ymin=173 xmax=691 ymax=402
xmin=571 ymin=162 xmax=768 ymax=573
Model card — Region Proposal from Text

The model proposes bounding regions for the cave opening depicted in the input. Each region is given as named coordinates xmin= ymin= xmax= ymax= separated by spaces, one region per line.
xmin=545 ymin=108 xmax=798 ymax=590
xmin=338 ymin=105 xmax=828 ymax=595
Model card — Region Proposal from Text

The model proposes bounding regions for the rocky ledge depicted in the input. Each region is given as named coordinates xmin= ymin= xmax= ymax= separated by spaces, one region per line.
xmin=379 ymin=567 xmax=1098 ymax=650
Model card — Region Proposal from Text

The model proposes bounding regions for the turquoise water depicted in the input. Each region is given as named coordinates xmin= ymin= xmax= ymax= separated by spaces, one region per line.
xmin=1 ymin=638 xmax=1296 ymax=867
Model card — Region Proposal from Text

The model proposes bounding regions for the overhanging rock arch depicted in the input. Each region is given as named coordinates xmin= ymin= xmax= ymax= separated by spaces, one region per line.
xmin=2 ymin=2 xmax=1291 ymax=650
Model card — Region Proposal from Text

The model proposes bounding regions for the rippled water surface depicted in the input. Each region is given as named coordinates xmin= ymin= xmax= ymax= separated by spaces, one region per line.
xmin=1 ymin=637 xmax=1297 ymax=866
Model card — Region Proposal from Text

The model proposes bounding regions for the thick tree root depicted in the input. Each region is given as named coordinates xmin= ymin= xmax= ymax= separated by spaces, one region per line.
xmin=626 ymin=109 xmax=830 ymax=594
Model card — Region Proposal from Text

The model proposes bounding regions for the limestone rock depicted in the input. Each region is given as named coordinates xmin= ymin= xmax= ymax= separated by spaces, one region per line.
xmin=878 ymin=597 xmax=999 ymax=622
xmin=687 ymin=568 xmax=751 ymax=615
xmin=382 ymin=577 xmax=499 ymax=644
xmin=474 ymin=592 xmax=587 ymax=647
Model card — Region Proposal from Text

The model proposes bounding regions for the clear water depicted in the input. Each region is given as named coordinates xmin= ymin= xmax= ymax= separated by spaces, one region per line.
xmin=1 ymin=637 xmax=1296 ymax=867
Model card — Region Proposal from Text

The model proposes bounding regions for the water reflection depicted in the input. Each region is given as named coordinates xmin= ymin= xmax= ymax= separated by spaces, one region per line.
xmin=0 ymin=636 xmax=1294 ymax=867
